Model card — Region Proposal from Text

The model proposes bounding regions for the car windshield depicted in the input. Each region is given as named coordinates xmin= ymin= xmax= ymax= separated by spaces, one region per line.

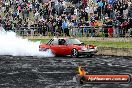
xmin=67 ymin=39 xmax=82 ymax=44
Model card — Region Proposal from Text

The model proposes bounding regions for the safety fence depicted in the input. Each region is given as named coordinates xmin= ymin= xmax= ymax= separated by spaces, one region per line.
xmin=14 ymin=26 xmax=132 ymax=38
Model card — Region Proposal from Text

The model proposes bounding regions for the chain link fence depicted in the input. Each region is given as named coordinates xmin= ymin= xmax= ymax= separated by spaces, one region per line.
xmin=14 ymin=26 xmax=132 ymax=38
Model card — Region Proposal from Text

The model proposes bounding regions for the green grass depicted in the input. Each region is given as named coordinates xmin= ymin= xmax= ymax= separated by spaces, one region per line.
xmin=30 ymin=39 xmax=48 ymax=43
xmin=30 ymin=39 xmax=132 ymax=48
xmin=83 ymin=41 xmax=132 ymax=48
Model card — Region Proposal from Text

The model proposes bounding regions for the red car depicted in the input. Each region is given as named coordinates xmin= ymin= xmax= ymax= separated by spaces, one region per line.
xmin=39 ymin=38 xmax=98 ymax=57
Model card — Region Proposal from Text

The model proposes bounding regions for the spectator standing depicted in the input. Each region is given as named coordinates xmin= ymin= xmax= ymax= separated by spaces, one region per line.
xmin=72 ymin=20 xmax=78 ymax=37
xmin=103 ymin=17 xmax=109 ymax=37
xmin=43 ymin=22 xmax=49 ymax=36
xmin=34 ymin=9 xmax=39 ymax=20
xmin=123 ymin=1 xmax=128 ymax=19
xmin=113 ymin=19 xmax=121 ymax=37
xmin=62 ymin=19 xmax=69 ymax=36
xmin=105 ymin=3 xmax=113 ymax=18
xmin=82 ymin=0 xmax=87 ymax=8
xmin=68 ymin=20 xmax=73 ymax=36
xmin=128 ymin=4 xmax=132 ymax=18
xmin=48 ymin=21 xmax=54 ymax=36
xmin=38 ymin=21 xmax=42 ymax=36
xmin=107 ymin=18 xmax=113 ymax=37
xmin=56 ymin=16 xmax=62 ymax=31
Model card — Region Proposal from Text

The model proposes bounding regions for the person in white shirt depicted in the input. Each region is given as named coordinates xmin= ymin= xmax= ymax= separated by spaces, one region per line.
xmin=85 ymin=5 xmax=90 ymax=13
xmin=74 ymin=8 xmax=78 ymax=16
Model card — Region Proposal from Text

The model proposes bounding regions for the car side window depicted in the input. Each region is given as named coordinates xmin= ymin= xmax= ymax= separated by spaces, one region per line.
xmin=50 ymin=39 xmax=58 ymax=45
xmin=58 ymin=39 xmax=66 ymax=45
xmin=47 ymin=39 xmax=53 ymax=45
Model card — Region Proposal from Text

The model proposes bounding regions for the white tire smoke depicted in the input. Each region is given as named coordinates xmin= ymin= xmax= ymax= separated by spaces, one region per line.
xmin=0 ymin=27 xmax=54 ymax=57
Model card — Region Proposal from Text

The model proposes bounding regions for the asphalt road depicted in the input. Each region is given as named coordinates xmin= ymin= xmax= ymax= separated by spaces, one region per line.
xmin=0 ymin=55 xmax=132 ymax=88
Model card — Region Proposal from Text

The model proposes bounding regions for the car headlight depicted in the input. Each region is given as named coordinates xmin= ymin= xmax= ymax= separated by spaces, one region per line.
xmin=95 ymin=47 xmax=98 ymax=50
xmin=81 ymin=47 xmax=87 ymax=51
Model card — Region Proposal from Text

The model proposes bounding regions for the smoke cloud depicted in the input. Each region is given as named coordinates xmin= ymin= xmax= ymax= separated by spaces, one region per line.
xmin=0 ymin=27 xmax=54 ymax=57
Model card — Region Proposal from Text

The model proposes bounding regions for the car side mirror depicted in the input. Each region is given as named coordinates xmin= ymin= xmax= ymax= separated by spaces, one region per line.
xmin=81 ymin=42 xmax=85 ymax=45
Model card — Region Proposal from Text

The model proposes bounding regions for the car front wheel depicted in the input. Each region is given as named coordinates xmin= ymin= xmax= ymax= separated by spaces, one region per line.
xmin=71 ymin=49 xmax=79 ymax=58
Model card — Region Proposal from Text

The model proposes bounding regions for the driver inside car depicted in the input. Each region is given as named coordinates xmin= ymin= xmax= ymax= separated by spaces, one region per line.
xmin=59 ymin=39 xmax=66 ymax=45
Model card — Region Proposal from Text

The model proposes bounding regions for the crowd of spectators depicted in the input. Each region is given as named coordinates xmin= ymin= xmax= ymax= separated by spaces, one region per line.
xmin=0 ymin=0 xmax=132 ymax=37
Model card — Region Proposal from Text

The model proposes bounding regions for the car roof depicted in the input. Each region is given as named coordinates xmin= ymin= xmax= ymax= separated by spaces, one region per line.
xmin=52 ymin=37 xmax=75 ymax=40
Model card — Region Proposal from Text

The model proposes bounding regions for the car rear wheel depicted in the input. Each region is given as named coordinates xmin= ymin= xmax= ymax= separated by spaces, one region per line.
xmin=71 ymin=49 xmax=79 ymax=58
xmin=45 ymin=48 xmax=54 ymax=55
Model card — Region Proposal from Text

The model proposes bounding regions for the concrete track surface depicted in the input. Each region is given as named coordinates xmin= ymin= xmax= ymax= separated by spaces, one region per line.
xmin=0 ymin=55 xmax=132 ymax=88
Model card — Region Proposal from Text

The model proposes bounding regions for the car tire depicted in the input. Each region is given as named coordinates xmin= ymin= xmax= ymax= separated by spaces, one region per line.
xmin=45 ymin=48 xmax=50 ymax=52
xmin=71 ymin=49 xmax=79 ymax=58
xmin=46 ymin=48 xmax=54 ymax=55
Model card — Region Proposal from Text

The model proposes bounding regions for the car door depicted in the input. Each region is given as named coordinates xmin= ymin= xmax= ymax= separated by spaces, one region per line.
xmin=58 ymin=39 xmax=70 ymax=55
xmin=49 ymin=39 xmax=61 ymax=55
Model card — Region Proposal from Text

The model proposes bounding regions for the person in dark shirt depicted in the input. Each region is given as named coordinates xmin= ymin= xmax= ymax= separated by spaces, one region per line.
xmin=107 ymin=18 xmax=113 ymax=37
xmin=38 ymin=21 xmax=42 ymax=35
xmin=42 ymin=22 xmax=49 ymax=36
xmin=103 ymin=17 xmax=109 ymax=37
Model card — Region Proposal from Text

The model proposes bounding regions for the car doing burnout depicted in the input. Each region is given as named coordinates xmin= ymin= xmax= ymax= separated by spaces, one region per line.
xmin=39 ymin=38 xmax=98 ymax=57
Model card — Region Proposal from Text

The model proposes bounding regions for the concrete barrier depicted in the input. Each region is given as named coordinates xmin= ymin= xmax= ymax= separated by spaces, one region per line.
xmin=97 ymin=47 xmax=132 ymax=57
